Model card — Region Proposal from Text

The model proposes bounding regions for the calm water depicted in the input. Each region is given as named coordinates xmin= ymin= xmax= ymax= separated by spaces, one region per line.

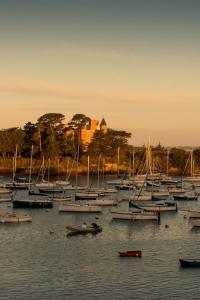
xmin=0 ymin=177 xmax=200 ymax=300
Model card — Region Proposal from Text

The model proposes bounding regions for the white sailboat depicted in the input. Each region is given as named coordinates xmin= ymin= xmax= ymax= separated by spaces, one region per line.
xmin=184 ymin=150 xmax=200 ymax=182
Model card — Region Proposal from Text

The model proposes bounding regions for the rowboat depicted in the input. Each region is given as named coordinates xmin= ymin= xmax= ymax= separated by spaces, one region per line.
xmin=118 ymin=250 xmax=142 ymax=257
xmin=179 ymin=259 xmax=200 ymax=268
xmin=66 ymin=223 xmax=102 ymax=236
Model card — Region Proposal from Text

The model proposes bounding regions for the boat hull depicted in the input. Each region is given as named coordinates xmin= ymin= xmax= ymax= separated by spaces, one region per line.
xmin=119 ymin=250 xmax=142 ymax=257
xmin=13 ymin=200 xmax=53 ymax=208
xmin=111 ymin=211 xmax=159 ymax=221
xmin=179 ymin=259 xmax=200 ymax=268
xmin=59 ymin=204 xmax=102 ymax=213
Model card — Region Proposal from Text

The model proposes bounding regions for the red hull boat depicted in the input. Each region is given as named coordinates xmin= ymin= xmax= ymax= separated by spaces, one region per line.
xmin=118 ymin=250 xmax=142 ymax=257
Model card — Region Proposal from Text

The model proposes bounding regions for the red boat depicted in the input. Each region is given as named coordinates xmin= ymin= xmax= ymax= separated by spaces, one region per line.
xmin=118 ymin=250 xmax=142 ymax=257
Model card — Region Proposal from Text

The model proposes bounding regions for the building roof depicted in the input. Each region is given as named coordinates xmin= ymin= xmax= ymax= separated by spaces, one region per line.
xmin=100 ymin=118 xmax=107 ymax=126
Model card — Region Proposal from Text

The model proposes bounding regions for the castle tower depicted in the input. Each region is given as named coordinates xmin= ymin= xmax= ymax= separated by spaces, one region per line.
xmin=100 ymin=118 xmax=108 ymax=134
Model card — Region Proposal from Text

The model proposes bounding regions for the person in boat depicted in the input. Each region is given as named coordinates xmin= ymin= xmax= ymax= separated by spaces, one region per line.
xmin=82 ymin=222 xmax=87 ymax=229
xmin=91 ymin=223 xmax=98 ymax=229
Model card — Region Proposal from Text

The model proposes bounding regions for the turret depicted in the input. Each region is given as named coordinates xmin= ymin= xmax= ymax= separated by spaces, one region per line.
xmin=100 ymin=118 xmax=108 ymax=133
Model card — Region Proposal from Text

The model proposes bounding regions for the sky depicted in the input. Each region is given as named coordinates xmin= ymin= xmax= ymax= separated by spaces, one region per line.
xmin=0 ymin=0 xmax=200 ymax=146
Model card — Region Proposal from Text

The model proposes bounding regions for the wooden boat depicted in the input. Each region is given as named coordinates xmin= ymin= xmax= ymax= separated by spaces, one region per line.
xmin=173 ymin=195 xmax=198 ymax=201
xmin=66 ymin=223 xmax=102 ymax=236
xmin=0 ymin=197 xmax=12 ymax=203
xmin=49 ymin=195 xmax=71 ymax=202
xmin=168 ymin=188 xmax=186 ymax=195
xmin=55 ymin=180 xmax=70 ymax=187
xmin=39 ymin=188 xmax=64 ymax=194
xmin=115 ymin=184 xmax=134 ymax=190
xmin=118 ymin=250 xmax=142 ymax=257
xmin=0 ymin=188 xmax=12 ymax=195
xmin=59 ymin=203 xmax=102 ymax=213
xmin=0 ymin=213 xmax=32 ymax=223
xmin=111 ymin=210 xmax=159 ymax=221
xmin=191 ymin=219 xmax=200 ymax=227
xmin=13 ymin=199 xmax=53 ymax=208
xmin=130 ymin=201 xmax=177 ymax=212
xmin=189 ymin=211 xmax=200 ymax=218
xmin=160 ymin=179 xmax=178 ymax=185
xmin=5 ymin=183 xmax=28 ymax=190
xmin=28 ymin=190 xmax=49 ymax=197
xmin=75 ymin=192 xmax=98 ymax=200
xmin=146 ymin=181 xmax=160 ymax=188
xmin=179 ymin=259 xmax=200 ymax=268
xmin=78 ymin=199 xmax=117 ymax=206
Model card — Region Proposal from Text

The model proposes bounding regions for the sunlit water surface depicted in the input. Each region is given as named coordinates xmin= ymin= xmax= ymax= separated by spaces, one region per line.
xmin=0 ymin=176 xmax=200 ymax=299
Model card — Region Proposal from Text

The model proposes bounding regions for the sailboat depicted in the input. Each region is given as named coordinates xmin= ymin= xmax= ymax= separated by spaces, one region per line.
xmin=75 ymin=156 xmax=98 ymax=200
xmin=5 ymin=145 xmax=29 ymax=190
xmin=183 ymin=150 xmax=200 ymax=182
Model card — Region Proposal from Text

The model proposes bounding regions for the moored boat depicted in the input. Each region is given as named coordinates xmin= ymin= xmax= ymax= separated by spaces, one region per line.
xmin=75 ymin=192 xmax=98 ymax=200
xmin=179 ymin=259 xmax=200 ymax=268
xmin=66 ymin=223 xmax=102 ymax=236
xmin=129 ymin=201 xmax=177 ymax=212
xmin=118 ymin=250 xmax=142 ymax=257
xmin=78 ymin=199 xmax=117 ymax=206
xmin=0 ymin=213 xmax=32 ymax=223
xmin=191 ymin=219 xmax=200 ymax=227
xmin=173 ymin=195 xmax=198 ymax=201
xmin=188 ymin=211 xmax=200 ymax=219
xmin=59 ymin=203 xmax=102 ymax=213
xmin=111 ymin=210 xmax=159 ymax=221
xmin=13 ymin=199 xmax=53 ymax=208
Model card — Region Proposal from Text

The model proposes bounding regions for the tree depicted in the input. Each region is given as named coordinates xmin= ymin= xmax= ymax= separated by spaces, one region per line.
xmin=68 ymin=114 xmax=91 ymax=131
xmin=22 ymin=122 xmax=37 ymax=157
xmin=170 ymin=148 xmax=187 ymax=173
xmin=67 ymin=114 xmax=91 ymax=157
xmin=88 ymin=129 xmax=131 ymax=163
xmin=36 ymin=113 xmax=66 ymax=159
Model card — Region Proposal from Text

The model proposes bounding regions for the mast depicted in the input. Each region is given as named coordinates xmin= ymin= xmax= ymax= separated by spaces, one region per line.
xmin=13 ymin=144 xmax=18 ymax=182
xmin=190 ymin=149 xmax=193 ymax=176
xmin=117 ymin=147 xmax=120 ymax=176
xmin=166 ymin=149 xmax=170 ymax=176
xmin=132 ymin=149 xmax=135 ymax=177
xmin=29 ymin=145 xmax=33 ymax=190
xmin=87 ymin=155 xmax=90 ymax=188
xmin=97 ymin=154 xmax=101 ymax=188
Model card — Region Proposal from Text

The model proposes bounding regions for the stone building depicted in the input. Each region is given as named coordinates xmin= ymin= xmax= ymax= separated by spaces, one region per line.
xmin=81 ymin=118 xmax=108 ymax=146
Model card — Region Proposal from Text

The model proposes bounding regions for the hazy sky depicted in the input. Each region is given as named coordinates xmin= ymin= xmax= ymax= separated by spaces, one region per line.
xmin=0 ymin=0 xmax=200 ymax=146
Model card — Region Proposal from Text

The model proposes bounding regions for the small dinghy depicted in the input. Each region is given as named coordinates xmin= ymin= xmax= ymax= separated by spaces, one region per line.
xmin=66 ymin=223 xmax=102 ymax=236
xmin=118 ymin=250 xmax=142 ymax=257
xmin=179 ymin=259 xmax=200 ymax=268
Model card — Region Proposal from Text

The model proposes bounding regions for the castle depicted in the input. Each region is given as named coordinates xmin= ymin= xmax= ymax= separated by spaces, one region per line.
xmin=81 ymin=118 xmax=108 ymax=146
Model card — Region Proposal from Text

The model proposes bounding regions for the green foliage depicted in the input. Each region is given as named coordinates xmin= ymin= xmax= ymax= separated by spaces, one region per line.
xmin=169 ymin=148 xmax=187 ymax=172
xmin=36 ymin=113 xmax=66 ymax=159
xmin=68 ymin=114 xmax=91 ymax=131
xmin=88 ymin=129 xmax=131 ymax=161
xmin=0 ymin=128 xmax=24 ymax=157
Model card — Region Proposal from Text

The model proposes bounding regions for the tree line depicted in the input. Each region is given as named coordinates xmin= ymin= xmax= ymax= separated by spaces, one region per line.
xmin=0 ymin=112 xmax=199 ymax=175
